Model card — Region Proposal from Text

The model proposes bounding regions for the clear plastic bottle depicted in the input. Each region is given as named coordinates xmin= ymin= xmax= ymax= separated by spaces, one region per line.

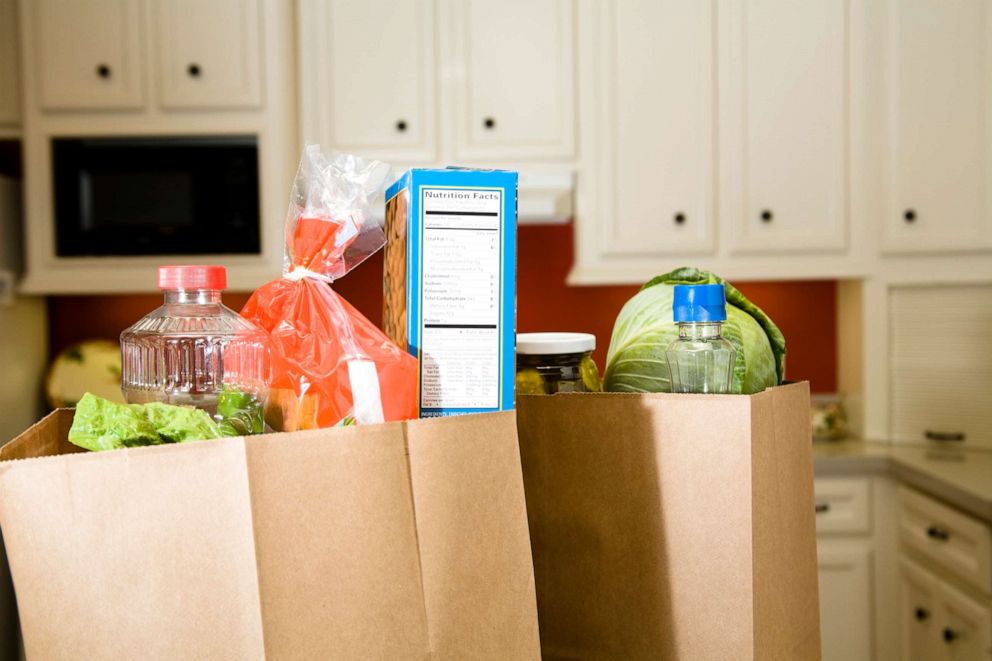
xmin=121 ymin=266 xmax=268 ymax=425
xmin=665 ymin=284 xmax=736 ymax=394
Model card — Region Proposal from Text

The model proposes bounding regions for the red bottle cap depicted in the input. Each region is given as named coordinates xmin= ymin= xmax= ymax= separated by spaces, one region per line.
xmin=157 ymin=265 xmax=227 ymax=291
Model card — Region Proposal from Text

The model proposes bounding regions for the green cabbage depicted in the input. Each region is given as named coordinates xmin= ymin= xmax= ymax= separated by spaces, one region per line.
xmin=603 ymin=267 xmax=786 ymax=395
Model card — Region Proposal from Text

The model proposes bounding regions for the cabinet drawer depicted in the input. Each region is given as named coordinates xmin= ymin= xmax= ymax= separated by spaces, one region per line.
xmin=814 ymin=478 xmax=871 ymax=534
xmin=898 ymin=486 xmax=992 ymax=593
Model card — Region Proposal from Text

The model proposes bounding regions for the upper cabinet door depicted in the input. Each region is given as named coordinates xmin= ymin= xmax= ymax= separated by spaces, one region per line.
xmin=299 ymin=0 xmax=437 ymax=162
xmin=721 ymin=0 xmax=848 ymax=253
xmin=154 ymin=0 xmax=263 ymax=110
xmin=451 ymin=0 xmax=576 ymax=161
xmin=881 ymin=0 xmax=992 ymax=253
xmin=29 ymin=0 xmax=144 ymax=111
xmin=0 ymin=0 xmax=20 ymax=126
xmin=591 ymin=0 xmax=716 ymax=256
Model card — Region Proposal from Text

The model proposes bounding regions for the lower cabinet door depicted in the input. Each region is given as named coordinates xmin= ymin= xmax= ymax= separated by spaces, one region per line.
xmin=818 ymin=540 xmax=874 ymax=661
xmin=899 ymin=557 xmax=941 ymax=661
xmin=937 ymin=579 xmax=992 ymax=661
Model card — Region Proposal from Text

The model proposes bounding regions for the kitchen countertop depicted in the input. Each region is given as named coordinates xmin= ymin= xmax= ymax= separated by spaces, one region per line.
xmin=813 ymin=440 xmax=992 ymax=524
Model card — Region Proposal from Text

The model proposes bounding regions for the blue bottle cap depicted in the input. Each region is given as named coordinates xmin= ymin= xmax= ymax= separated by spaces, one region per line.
xmin=672 ymin=284 xmax=728 ymax=322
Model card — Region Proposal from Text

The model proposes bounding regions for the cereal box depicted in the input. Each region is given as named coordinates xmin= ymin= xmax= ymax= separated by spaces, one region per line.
xmin=384 ymin=169 xmax=517 ymax=417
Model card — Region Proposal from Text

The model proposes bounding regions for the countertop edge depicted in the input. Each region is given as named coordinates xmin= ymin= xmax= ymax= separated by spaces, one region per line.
xmin=888 ymin=460 xmax=992 ymax=524
xmin=814 ymin=448 xmax=992 ymax=525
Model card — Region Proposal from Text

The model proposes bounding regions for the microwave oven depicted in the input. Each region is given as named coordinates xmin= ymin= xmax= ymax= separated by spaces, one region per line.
xmin=52 ymin=136 xmax=260 ymax=257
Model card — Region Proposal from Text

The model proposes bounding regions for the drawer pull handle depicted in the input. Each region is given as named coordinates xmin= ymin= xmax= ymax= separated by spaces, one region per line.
xmin=925 ymin=430 xmax=965 ymax=442
xmin=942 ymin=627 xmax=958 ymax=644
xmin=914 ymin=607 xmax=929 ymax=621
xmin=926 ymin=525 xmax=950 ymax=541
xmin=814 ymin=502 xmax=830 ymax=514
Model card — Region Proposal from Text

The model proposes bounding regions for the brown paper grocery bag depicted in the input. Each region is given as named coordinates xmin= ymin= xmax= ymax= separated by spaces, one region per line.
xmin=517 ymin=382 xmax=820 ymax=661
xmin=0 ymin=410 xmax=539 ymax=660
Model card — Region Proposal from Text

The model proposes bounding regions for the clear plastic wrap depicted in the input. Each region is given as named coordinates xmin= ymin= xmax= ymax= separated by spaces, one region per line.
xmin=240 ymin=146 xmax=417 ymax=430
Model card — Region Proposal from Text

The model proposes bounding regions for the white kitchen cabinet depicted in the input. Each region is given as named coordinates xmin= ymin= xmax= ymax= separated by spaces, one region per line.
xmin=0 ymin=0 xmax=20 ymax=128
xmin=27 ymin=0 xmax=144 ymax=111
xmin=814 ymin=477 xmax=872 ymax=535
xmin=898 ymin=486 xmax=992 ymax=593
xmin=939 ymin=579 xmax=992 ymax=660
xmin=814 ymin=475 xmax=901 ymax=661
xmin=880 ymin=0 xmax=992 ymax=254
xmin=450 ymin=0 xmax=575 ymax=161
xmin=584 ymin=0 xmax=716 ymax=257
xmin=900 ymin=557 xmax=942 ymax=661
xmin=153 ymin=0 xmax=263 ymax=110
xmin=298 ymin=0 xmax=575 ymax=165
xmin=18 ymin=0 xmax=297 ymax=294
xmin=720 ymin=0 xmax=848 ymax=254
xmin=298 ymin=0 xmax=437 ymax=162
xmin=889 ymin=284 xmax=992 ymax=450
xmin=899 ymin=556 xmax=992 ymax=661
xmin=818 ymin=540 xmax=874 ymax=661
xmin=571 ymin=0 xmax=867 ymax=283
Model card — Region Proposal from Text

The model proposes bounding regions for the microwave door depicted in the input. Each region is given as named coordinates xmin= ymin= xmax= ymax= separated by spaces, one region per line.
xmin=53 ymin=136 xmax=260 ymax=257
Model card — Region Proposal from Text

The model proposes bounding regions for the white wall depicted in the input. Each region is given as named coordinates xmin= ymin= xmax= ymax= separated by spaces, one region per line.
xmin=0 ymin=296 xmax=47 ymax=444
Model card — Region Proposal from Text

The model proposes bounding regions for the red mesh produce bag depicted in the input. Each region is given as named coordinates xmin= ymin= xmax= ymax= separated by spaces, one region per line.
xmin=241 ymin=146 xmax=417 ymax=430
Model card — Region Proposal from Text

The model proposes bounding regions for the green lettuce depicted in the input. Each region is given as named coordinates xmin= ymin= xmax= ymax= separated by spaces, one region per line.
xmin=216 ymin=386 xmax=264 ymax=437
xmin=68 ymin=393 xmax=223 ymax=452
xmin=603 ymin=267 xmax=786 ymax=395
xmin=142 ymin=402 xmax=223 ymax=443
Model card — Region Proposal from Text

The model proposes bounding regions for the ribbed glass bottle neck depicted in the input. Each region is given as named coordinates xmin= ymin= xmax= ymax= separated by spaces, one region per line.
xmin=164 ymin=290 xmax=222 ymax=304
xmin=677 ymin=322 xmax=723 ymax=339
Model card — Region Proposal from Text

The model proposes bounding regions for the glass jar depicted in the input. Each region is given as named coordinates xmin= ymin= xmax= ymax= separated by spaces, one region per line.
xmin=121 ymin=265 xmax=268 ymax=434
xmin=516 ymin=333 xmax=601 ymax=395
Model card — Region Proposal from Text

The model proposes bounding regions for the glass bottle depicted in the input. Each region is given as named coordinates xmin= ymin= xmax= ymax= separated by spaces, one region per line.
xmin=665 ymin=284 xmax=736 ymax=394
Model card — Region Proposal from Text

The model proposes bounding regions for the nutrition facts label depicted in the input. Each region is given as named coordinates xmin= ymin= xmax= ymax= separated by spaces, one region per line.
xmin=420 ymin=187 xmax=502 ymax=409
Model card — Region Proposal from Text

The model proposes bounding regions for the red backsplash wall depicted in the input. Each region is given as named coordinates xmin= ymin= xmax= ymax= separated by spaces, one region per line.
xmin=49 ymin=223 xmax=837 ymax=392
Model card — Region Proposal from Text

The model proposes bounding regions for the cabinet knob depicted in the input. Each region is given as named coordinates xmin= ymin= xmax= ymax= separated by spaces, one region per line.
xmin=395 ymin=120 xmax=408 ymax=132
xmin=914 ymin=607 xmax=929 ymax=621
xmin=483 ymin=117 xmax=496 ymax=129
xmin=674 ymin=212 xmax=686 ymax=225
xmin=942 ymin=627 xmax=958 ymax=643
xmin=760 ymin=209 xmax=773 ymax=222
xmin=187 ymin=63 xmax=201 ymax=78
xmin=814 ymin=502 xmax=830 ymax=514
xmin=96 ymin=63 xmax=112 ymax=79
xmin=904 ymin=209 xmax=916 ymax=222
xmin=926 ymin=525 xmax=950 ymax=541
